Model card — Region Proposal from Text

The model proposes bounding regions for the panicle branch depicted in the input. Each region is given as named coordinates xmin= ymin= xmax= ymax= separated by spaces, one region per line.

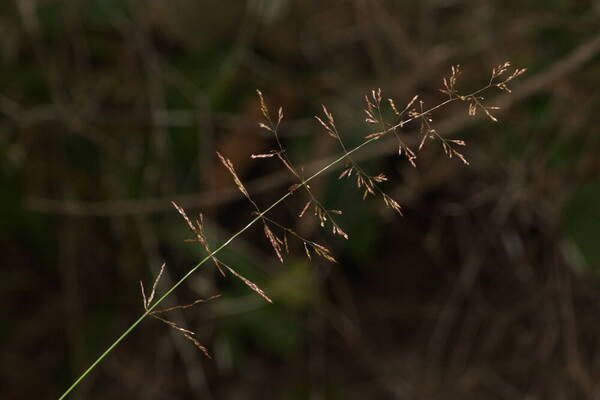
xmin=316 ymin=61 xmax=525 ymax=213
xmin=260 ymin=215 xmax=338 ymax=264
xmin=318 ymin=88 xmax=408 ymax=215
xmin=172 ymin=202 xmax=273 ymax=303
xmin=254 ymin=91 xmax=349 ymax=242
xmin=139 ymin=263 xmax=219 ymax=358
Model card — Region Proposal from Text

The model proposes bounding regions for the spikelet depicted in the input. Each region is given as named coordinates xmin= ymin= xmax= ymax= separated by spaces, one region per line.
xmin=224 ymin=264 xmax=273 ymax=303
xmin=216 ymin=152 xmax=252 ymax=202
xmin=263 ymin=223 xmax=284 ymax=263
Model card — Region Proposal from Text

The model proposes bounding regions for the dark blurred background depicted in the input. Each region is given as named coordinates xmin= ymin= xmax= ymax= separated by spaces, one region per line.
xmin=2 ymin=0 xmax=600 ymax=398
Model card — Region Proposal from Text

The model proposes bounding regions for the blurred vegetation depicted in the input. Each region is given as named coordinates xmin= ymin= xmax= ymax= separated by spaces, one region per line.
xmin=1 ymin=0 xmax=600 ymax=398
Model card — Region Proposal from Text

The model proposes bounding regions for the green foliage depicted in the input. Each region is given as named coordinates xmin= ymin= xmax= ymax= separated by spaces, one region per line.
xmin=267 ymin=260 xmax=316 ymax=309
xmin=229 ymin=306 xmax=303 ymax=357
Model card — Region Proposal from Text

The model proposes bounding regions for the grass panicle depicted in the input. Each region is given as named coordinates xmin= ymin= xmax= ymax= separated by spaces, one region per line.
xmin=58 ymin=61 xmax=524 ymax=400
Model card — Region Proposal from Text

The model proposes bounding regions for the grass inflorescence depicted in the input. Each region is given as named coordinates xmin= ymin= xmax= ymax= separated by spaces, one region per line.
xmin=58 ymin=61 xmax=524 ymax=400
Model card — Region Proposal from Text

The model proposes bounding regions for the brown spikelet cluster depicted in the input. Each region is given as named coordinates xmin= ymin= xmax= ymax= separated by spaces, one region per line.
xmin=364 ymin=89 xmax=418 ymax=167
xmin=216 ymin=149 xmax=290 ymax=265
xmin=490 ymin=61 xmax=527 ymax=93
xmin=260 ymin=215 xmax=338 ymax=264
xmin=222 ymin=264 xmax=272 ymax=303
xmin=140 ymin=263 xmax=220 ymax=358
xmin=440 ymin=64 xmax=462 ymax=98
xmin=172 ymin=201 xmax=224 ymax=276
xmin=440 ymin=61 xmax=527 ymax=123
xmin=315 ymin=105 xmax=338 ymax=139
xmin=430 ymin=62 xmax=525 ymax=162
xmin=215 ymin=152 xmax=254 ymax=205
xmin=314 ymin=62 xmax=525 ymax=214
xmin=263 ymin=98 xmax=347 ymax=242
xmin=172 ymin=202 xmax=273 ymax=303
xmin=414 ymin=99 xmax=470 ymax=165
xmin=263 ymin=223 xmax=284 ymax=263
xmin=316 ymin=89 xmax=409 ymax=215
xmin=253 ymin=90 xmax=348 ymax=247
xmin=401 ymin=62 xmax=526 ymax=165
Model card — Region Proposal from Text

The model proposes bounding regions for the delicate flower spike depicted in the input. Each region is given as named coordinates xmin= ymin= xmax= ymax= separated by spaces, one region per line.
xmin=322 ymin=105 xmax=335 ymax=127
xmin=264 ymin=223 xmax=284 ymax=263
xmin=304 ymin=242 xmax=312 ymax=260
xmin=140 ymin=262 xmax=166 ymax=309
xmin=388 ymin=98 xmax=400 ymax=115
xmin=224 ymin=264 xmax=273 ymax=303
xmin=440 ymin=65 xmax=461 ymax=97
xmin=313 ymin=243 xmax=338 ymax=263
xmin=172 ymin=202 xmax=226 ymax=275
xmin=183 ymin=333 xmax=212 ymax=359
xmin=491 ymin=61 xmax=511 ymax=80
xmin=298 ymin=200 xmax=312 ymax=218
xmin=383 ymin=193 xmax=403 ymax=215
xmin=339 ymin=167 xmax=353 ymax=179
xmin=315 ymin=115 xmax=337 ymax=138
xmin=251 ymin=152 xmax=276 ymax=159
xmin=216 ymin=152 xmax=252 ymax=201
xmin=333 ymin=224 xmax=349 ymax=240
xmin=453 ymin=148 xmax=469 ymax=165
xmin=365 ymin=131 xmax=385 ymax=140
xmin=258 ymin=122 xmax=274 ymax=132
xmin=373 ymin=173 xmax=388 ymax=183
xmin=483 ymin=107 xmax=498 ymax=122
xmin=315 ymin=105 xmax=339 ymax=139
xmin=256 ymin=89 xmax=271 ymax=122
xmin=403 ymin=95 xmax=419 ymax=114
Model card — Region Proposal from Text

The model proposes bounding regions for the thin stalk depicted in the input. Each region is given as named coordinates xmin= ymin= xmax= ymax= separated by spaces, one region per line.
xmin=59 ymin=89 xmax=478 ymax=399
